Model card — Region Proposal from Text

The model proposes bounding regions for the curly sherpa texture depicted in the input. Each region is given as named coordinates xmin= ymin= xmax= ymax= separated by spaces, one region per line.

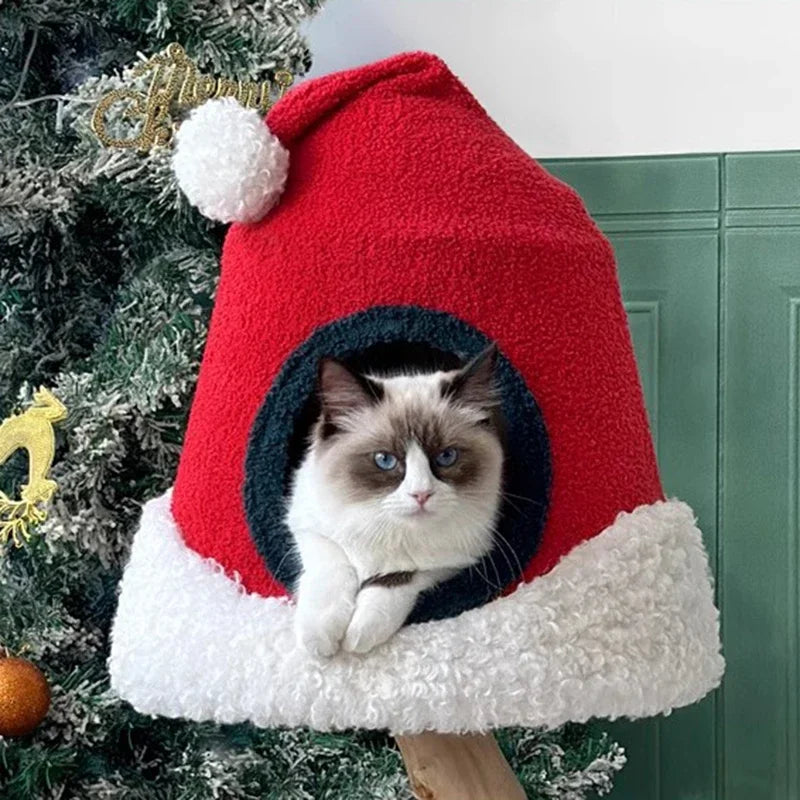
xmin=108 ymin=491 xmax=724 ymax=733
xmin=172 ymin=97 xmax=289 ymax=223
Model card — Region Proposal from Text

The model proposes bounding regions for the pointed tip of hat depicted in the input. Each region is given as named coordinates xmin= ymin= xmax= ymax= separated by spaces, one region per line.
xmin=267 ymin=51 xmax=457 ymax=146
xmin=173 ymin=97 xmax=289 ymax=224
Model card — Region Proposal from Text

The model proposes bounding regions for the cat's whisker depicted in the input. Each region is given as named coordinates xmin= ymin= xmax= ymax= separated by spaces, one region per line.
xmin=446 ymin=524 xmax=497 ymax=590
xmin=500 ymin=490 xmax=541 ymax=504
xmin=458 ymin=487 xmax=544 ymax=508
xmin=469 ymin=553 xmax=501 ymax=592
xmin=366 ymin=516 xmax=397 ymax=546
xmin=477 ymin=536 xmax=504 ymax=591
xmin=271 ymin=544 xmax=301 ymax=585
xmin=489 ymin=526 xmax=525 ymax=579
xmin=501 ymin=495 xmax=525 ymax=515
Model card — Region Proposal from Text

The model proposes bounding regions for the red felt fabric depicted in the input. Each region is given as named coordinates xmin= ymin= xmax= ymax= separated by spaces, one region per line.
xmin=171 ymin=52 xmax=663 ymax=599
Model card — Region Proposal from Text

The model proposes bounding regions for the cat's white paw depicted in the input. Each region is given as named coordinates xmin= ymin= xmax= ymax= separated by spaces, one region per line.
xmin=342 ymin=595 xmax=405 ymax=655
xmin=342 ymin=613 xmax=393 ymax=654
xmin=296 ymin=614 xmax=348 ymax=658
xmin=294 ymin=566 xmax=358 ymax=658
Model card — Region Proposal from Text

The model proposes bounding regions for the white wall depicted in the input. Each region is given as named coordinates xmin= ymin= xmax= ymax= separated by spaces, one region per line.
xmin=303 ymin=0 xmax=800 ymax=158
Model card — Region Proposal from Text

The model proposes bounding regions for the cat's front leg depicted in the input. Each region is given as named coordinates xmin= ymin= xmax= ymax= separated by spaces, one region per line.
xmin=342 ymin=570 xmax=446 ymax=654
xmin=294 ymin=534 xmax=359 ymax=658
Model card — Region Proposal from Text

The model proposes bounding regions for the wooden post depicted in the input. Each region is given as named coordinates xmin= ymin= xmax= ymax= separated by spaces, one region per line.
xmin=395 ymin=732 xmax=526 ymax=800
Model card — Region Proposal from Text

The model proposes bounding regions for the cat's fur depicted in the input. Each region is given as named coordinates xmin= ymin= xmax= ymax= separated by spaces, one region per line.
xmin=286 ymin=347 xmax=504 ymax=657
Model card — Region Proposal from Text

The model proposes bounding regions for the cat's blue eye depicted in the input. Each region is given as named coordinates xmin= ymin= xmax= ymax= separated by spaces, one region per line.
xmin=374 ymin=451 xmax=398 ymax=471
xmin=435 ymin=447 xmax=459 ymax=467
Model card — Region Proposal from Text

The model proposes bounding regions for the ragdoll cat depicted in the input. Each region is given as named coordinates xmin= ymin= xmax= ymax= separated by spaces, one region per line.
xmin=286 ymin=345 xmax=505 ymax=657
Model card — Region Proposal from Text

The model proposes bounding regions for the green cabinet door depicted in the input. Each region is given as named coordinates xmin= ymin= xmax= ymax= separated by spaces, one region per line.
xmin=613 ymin=231 xmax=719 ymax=800
xmin=543 ymin=152 xmax=800 ymax=799
xmin=545 ymin=156 xmax=722 ymax=799
xmin=722 ymin=153 xmax=800 ymax=799
xmin=723 ymin=225 xmax=798 ymax=799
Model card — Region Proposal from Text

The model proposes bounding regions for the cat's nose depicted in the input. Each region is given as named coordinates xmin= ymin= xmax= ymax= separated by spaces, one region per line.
xmin=411 ymin=491 xmax=433 ymax=507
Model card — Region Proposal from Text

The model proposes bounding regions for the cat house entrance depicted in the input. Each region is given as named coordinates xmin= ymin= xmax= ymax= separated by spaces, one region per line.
xmin=243 ymin=306 xmax=551 ymax=624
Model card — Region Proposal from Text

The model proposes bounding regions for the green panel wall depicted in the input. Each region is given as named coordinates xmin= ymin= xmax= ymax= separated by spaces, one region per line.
xmin=543 ymin=152 xmax=800 ymax=799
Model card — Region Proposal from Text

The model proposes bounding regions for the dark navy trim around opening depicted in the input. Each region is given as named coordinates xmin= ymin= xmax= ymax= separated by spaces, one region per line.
xmin=243 ymin=306 xmax=551 ymax=624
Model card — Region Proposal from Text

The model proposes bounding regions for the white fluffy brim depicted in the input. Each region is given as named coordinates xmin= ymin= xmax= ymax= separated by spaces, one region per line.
xmin=109 ymin=491 xmax=723 ymax=733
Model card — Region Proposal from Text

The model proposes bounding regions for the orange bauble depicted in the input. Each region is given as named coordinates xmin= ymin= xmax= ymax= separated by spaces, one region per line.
xmin=0 ymin=656 xmax=50 ymax=737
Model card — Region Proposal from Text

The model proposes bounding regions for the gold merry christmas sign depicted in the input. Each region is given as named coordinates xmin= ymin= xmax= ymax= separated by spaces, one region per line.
xmin=0 ymin=388 xmax=67 ymax=548
xmin=91 ymin=42 xmax=293 ymax=152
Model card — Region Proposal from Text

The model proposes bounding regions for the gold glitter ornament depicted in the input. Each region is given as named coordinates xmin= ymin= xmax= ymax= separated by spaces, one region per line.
xmin=0 ymin=387 xmax=67 ymax=548
xmin=0 ymin=655 xmax=51 ymax=738
xmin=91 ymin=42 xmax=294 ymax=152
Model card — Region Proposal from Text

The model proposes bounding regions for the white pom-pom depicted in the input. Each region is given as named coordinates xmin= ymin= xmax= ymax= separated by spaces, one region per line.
xmin=173 ymin=97 xmax=289 ymax=224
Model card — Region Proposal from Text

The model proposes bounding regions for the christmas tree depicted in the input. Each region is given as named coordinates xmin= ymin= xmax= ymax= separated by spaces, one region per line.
xmin=0 ymin=2 xmax=626 ymax=797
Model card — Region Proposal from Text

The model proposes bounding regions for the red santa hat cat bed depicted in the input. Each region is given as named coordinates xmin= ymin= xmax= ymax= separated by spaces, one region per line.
xmin=109 ymin=52 xmax=723 ymax=733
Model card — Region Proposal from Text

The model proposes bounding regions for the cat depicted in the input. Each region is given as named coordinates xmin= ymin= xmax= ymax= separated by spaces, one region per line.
xmin=285 ymin=345 xmax=505 ymax=657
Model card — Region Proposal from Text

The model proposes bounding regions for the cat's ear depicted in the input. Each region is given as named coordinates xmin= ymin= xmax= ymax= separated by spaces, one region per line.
xmin=317 ymin=358 xmax=383 ymax=420
xmin=443 ymin=344 xmax=499 ymax=409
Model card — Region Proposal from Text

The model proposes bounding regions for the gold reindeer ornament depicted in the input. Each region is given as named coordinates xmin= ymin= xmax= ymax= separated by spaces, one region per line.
xmin=0 ymin=388 xmax=67 ymax=548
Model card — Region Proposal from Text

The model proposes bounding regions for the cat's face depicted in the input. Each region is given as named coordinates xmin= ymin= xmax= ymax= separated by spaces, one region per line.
xmin=310 ymin=347 xmax=504 ymax=553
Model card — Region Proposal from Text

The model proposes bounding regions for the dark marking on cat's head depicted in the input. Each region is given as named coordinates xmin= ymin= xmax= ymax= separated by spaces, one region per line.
xmin=431 ymin=445 xmax=485 ymax=488
xmin=317 ymin=358 xmax=384 ymax=439
xmin=442 ymin=344 xmax=499 ymax=412
xmin=372 ymin=409 xmax=490 ymax=490
xmin=347 ymin=448 xmax=407 ymax=493
xmin=311 ymin=347 xmax=506 ymax=505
